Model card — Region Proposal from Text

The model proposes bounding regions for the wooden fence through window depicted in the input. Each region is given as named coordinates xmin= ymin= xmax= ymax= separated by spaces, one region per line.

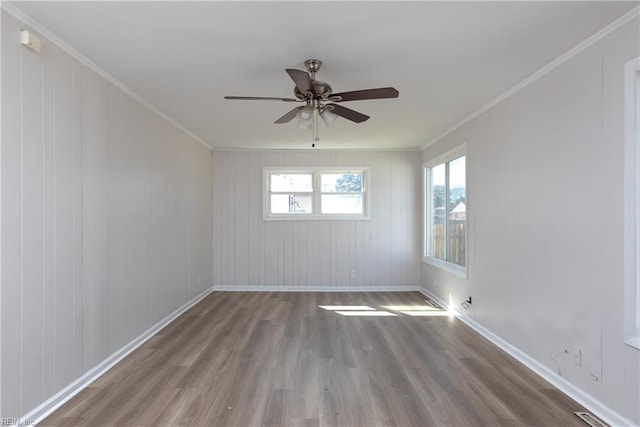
xmin=432 ymin=222 xmax=465 ymax=266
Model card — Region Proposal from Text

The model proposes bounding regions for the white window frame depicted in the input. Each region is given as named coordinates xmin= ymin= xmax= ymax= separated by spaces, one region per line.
xmin=266 ymin=170 xmax=315 ymax=215
xmin=263 ymin=166 xmax=370 ymax=220
xmin=423 ymin=144 xmax=468 ymax=279
xmin=624 ymin=56 xmax=640 ymax=350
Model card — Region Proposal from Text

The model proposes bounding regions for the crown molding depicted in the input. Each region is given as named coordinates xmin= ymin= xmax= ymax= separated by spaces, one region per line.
xmin=421 ymin=6 xmax=640 ymax=151
xmin=1 ymin=2 xmax=213 ymax=151
xmin=212 ymin=147 xmax=421 ymax=153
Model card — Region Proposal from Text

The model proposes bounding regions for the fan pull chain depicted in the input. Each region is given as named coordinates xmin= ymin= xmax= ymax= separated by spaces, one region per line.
xmin=312 ymin=109 xmax=319 ymax=148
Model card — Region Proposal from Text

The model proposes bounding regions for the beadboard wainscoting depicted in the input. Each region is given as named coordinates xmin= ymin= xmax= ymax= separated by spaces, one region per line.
xmin=212 ymin=150 xmax=421 ymax=289
xmin=1 ymin=10 xmax=213 ymax=420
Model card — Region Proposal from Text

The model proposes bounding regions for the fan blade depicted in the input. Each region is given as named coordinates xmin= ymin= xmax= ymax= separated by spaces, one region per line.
xmin=327 ymin=104 xmax=369 ymax=123
xmin=224 ymin=96 xmax=299 ymax=102
xmin=331 ymin=87 xmax=399 ymax=102
xmin=274 ymin=106 xmax=303 ymax=124
xmin=286 ymin=69 xmax=314 ymax=94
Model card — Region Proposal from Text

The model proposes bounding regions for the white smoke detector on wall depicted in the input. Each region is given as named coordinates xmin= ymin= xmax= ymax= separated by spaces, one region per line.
xmin=21 ymin=30 xmax=41 ymax=53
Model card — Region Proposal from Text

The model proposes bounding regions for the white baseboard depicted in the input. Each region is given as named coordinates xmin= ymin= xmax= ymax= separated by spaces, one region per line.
xmin=24 ymin=286 xmax=214 ymax=425
xmin=417 ymin=286 xmax=637 ymax=427
xmin=213 ymin=285 xmax=420 ymax=293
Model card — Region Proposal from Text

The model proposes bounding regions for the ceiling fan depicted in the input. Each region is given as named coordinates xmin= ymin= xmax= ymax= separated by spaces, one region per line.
xmin=224 ymin=59 xmax=399 ymax=145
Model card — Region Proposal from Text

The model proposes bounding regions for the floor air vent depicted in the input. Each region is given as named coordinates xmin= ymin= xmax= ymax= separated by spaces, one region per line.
xmin=574 ymin=412 xmax=609 ymax=427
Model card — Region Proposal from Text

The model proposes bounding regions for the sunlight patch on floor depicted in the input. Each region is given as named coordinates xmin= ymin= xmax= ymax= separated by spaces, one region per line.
xmin=399 ymin=310 xmax=450 ymax=317
xmin=319 ymin=303 xmax=448 ymax=317
xmin=318 ymin=305 xmax=375 ymax=311
xmin=383 ymin=305 xmax=440 ymax=311
xmin=335 ymin=310 xmax=398 ymax=316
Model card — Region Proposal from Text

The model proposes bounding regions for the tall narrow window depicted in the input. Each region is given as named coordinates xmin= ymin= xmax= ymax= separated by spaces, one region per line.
xmin=424 ymin=145 xmax=467 ymax=277
xmin=447 ymin=156 xmax=466 ymax=265
xmin=429 ymin=163 xmax=446 ymax=261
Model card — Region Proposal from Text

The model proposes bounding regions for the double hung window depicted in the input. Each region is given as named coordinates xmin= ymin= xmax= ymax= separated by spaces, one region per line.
xmin=265 ymin=167 xmax=369 ymax=220
xmin=269 ymin=173 xmax=313 ymax=214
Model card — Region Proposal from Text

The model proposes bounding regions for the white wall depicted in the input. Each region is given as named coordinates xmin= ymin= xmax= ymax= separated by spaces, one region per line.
xmin=1 ymin=10 xmax=213 ymax=419
xmin=213 ymin=150 xmax=421 ymax=288
xmin=421 ymin=16 xmax=640 ymax=424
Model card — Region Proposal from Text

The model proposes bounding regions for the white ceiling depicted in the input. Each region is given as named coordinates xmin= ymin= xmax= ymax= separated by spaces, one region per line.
xmin=9 ymin=1 xmax=638 ymax=150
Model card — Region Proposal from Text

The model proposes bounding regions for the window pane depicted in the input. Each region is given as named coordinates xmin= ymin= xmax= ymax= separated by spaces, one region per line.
xmin=321 ymin=173 xmax=362 ymax=193
xmin=430 ymin=164 xmax=446 ymax=260
xmin=447 ymin=156 xmax=466 ymax=266
xmin=270 ymin=173 xmax=312 ymax=192
xmin=321 ymin=194 xmax=363 ymax=214
xmin=270 ymin=194 xmax=312 ymax=213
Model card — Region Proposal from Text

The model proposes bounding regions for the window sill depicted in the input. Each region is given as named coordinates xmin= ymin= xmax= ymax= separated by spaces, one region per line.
xmin=422 ymin=257 xmax=468 ymax=279
xmin=625 ymin=336 xmax=640 ymax=350
xmin=264 ymin=214 xmax=371 ymax=221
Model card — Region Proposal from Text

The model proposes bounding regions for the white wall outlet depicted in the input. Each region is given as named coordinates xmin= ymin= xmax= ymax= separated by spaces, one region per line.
xmin=351 ymin=270 xmax=356 ymax=279
xmin=570 ymin=346 xmax=582 ymax=366
xmin=197 ymin=275 xmax=201 ymax=285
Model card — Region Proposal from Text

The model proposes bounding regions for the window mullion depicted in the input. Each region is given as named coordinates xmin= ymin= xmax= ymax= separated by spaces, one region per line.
xmin=445 ymin=161 xmax=450 ymax=261
xmin=427 ymin=167 xmax=433 ymax=258
xmin=314 ymin=171 xmax=320 ymax=215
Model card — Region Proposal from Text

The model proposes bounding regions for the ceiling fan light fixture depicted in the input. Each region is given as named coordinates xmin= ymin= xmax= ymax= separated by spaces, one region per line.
xmin=320 ymin=108 xmax=338 ymax=127
xmin=297 ymin=120 xmax=312 ymax=130
xmin=298 ymin=106 xmax=313 ymax=121
xmin=296 ymin=112 xmax=312 ymax=130
xmin=296 ymin=106 xmax=313 ymax=129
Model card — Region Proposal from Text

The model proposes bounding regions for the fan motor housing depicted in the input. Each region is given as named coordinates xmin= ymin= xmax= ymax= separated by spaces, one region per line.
xmin=294 ymin=81 xmax=332 ymax=100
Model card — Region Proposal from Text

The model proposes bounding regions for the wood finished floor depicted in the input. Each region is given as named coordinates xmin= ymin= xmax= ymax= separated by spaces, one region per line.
xmin=42 ymin=292 xmax=588 ymax=427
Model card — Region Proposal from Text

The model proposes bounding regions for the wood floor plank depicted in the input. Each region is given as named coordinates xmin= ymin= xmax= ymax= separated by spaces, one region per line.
xmin=41 ymin=292 xmax=588 ymax=426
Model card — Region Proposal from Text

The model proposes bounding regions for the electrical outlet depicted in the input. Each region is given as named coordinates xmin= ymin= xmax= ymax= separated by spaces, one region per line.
xmin=570 ymin=346 xmax=582 ymax=367
xmin=351 ymin=270 xmax=356 ymax=279
xmin=197 ymin=275 xmax=201 ymax=285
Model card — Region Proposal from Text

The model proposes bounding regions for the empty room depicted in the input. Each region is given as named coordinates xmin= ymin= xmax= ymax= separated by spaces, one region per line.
xmin=1 ymin=1 xmax=639 ymax=426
